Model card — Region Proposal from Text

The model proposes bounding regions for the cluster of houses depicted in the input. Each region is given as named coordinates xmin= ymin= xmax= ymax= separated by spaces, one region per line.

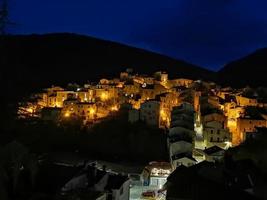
xmin=18 ymin=69 xmax=192 ymax=128
xmin=17 ymin=69 xmax=267 ymax=199
xmin=0 ymin=140 xmax=132 ymax=200
xmin=18 ymin=69 xmax=267 ymax=161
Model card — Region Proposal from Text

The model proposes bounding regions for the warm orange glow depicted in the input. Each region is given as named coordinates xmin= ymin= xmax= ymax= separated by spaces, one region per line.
xmin=26 ymin=108 xmax=33 ymax=113
xmin=64 ymin=112 xmax=70 ymax=117
xmin=160 ymin=110 xmax=167 ymax=121
xmin=89 ymin=108 xmax=96 ymax=115
xmin=132 ymin=103 xmax=140 ymax=109
xmin=100 ymin=93 xmax=108 ymax=101
xmin=117 ymin=83 xmax=123 ymax=88
xmin=110 ymin=105 xmax=118 ymax=111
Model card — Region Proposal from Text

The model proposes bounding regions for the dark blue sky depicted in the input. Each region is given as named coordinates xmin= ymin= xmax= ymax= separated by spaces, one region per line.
xmin=7 ymin=0 xmax=267 ymax=71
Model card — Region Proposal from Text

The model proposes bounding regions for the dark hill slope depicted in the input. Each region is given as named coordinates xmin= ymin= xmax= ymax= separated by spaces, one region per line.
xmin=1 ymin=33 xmax=213 ymax=101
xmin=218 ymin=48 xmax=267 ymax=88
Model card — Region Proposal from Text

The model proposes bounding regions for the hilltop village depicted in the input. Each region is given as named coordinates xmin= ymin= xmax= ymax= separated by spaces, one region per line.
xmin=15 ymin=69 xmax=267 ymax=199
xmin=19 ymin=69 xmax=267 ymax=145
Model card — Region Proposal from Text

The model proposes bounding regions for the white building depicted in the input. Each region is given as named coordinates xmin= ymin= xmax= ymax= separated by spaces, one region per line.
xmin=142 ymin=162 xmax=172 ymax=189
xmin=171 ymin=153 xmax=197 ymax=169
xmin=62 ymin=163 xmax=130 ymax=200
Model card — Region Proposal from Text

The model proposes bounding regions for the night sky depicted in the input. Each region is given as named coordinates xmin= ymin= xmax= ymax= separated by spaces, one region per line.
xmin=7 ymin=0 xmax=267 ymax=71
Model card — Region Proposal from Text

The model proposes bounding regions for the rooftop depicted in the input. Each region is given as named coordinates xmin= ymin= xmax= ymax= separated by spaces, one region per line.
xmin=171 ymin=152 xmax=196 ymax=161
xmin=203 ymin=145 xmax=224 ymax=155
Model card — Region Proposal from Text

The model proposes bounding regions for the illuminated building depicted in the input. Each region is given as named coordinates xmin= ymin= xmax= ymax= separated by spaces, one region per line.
xmin=99 ymin=78 xmax=109 ymax=85
xmin=37 ymin=92 xmax=48 ymax=107
xmin=157 ymin=92 xmax=180 ymax=128
xmin=169 ymin=78 xmax=193 ymax=88
xmin=193 ymin=91 xmax=201 ymax=113
xmin=56 ymin=91 xmax=75 ymax=107
xmin=201 ymin=113 xmax=226 ymax=126
xmin=140 ymin=84 xmax=156 ymax=100
xmin=171 ymin=153 xmax=197 ymax=169
xmin=76 ymin=90 xmax=90 ymax=102
xmin=236 ymin=116 xmax=267 ymax=144
xmin=169 ymin=140 xmax=194 ymax=169
xmin=208 ymin=95 xmax=224 ymax=110
xmin=62 ymin=98 xmax=80 ymax=117
xmin=143 ymin=76 xmax=154 ymax=85
xmin=193 ymin=145 xmax=225 ymax=163
xmin=123 ymin=83 xmax=140 ymax=96
xmin=142 ymin=161 xmax=172 ymax=189
xmin=46 ymin=86 xmax=64 ymax=96
xmin=76 ymin=102 xmax=97 ymax=121
xmin=47 ymin=94 xmax=57 ymax=107
xmin=236 ymin=95 xmax=258 ymax=107
xmin=202 ymin=120 xmax=231 ymax=149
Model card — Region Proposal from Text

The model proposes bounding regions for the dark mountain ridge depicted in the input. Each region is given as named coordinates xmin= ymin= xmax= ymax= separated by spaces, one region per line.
xmin=2 ymin=33 xmax=267 ymax=102
xmin=1 ymin=33 xmax=214 ymax=101
xmin=218 ymin=48 xmax=267 ymax=88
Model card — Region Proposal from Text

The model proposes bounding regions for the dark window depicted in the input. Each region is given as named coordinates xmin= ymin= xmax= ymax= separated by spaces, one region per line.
xmin=217 ymin=130 xmax=220 ymax=135
xmin=210 ymin=130 xmax=213 ymax=134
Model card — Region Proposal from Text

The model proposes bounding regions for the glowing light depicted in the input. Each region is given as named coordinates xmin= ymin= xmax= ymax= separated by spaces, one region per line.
xmin=117 ymin=83 xmax=123 ymax=88
xmin=101 ymin=93 xmax=108 ymax=101
xmin=64 ymin=112 xmax=70 ymax=117
xmin=27 ymin=108 xmax=33 ymax=113
xmin=151 ymin=168 xmax=171 ymax=177
xmin=224 ymin=141 xmax=232 ymax=149
xmin=111 ymin=105 xmax=118 ymax=111
xmin=160 ymin=110 xmax=167 ymax=121
xmin=89 ymin=108 xmax=95 ymax=115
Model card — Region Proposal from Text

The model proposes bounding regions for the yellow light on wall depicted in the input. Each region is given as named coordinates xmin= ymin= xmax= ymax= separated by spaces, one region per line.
xmin=111 ymin=105 xmax=118 ymax=111
xmin=89 ymin=108 xmax=95 ymax=115
xmin=101 ymin=93 xmax=108 ymax=101
xmin=27 ymin=108 xmax=33 ymax=113
xmin=64 ymin=112 xmax=70 ymax=117
xmin=160 ymin=109 xmax=167 ymax=121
